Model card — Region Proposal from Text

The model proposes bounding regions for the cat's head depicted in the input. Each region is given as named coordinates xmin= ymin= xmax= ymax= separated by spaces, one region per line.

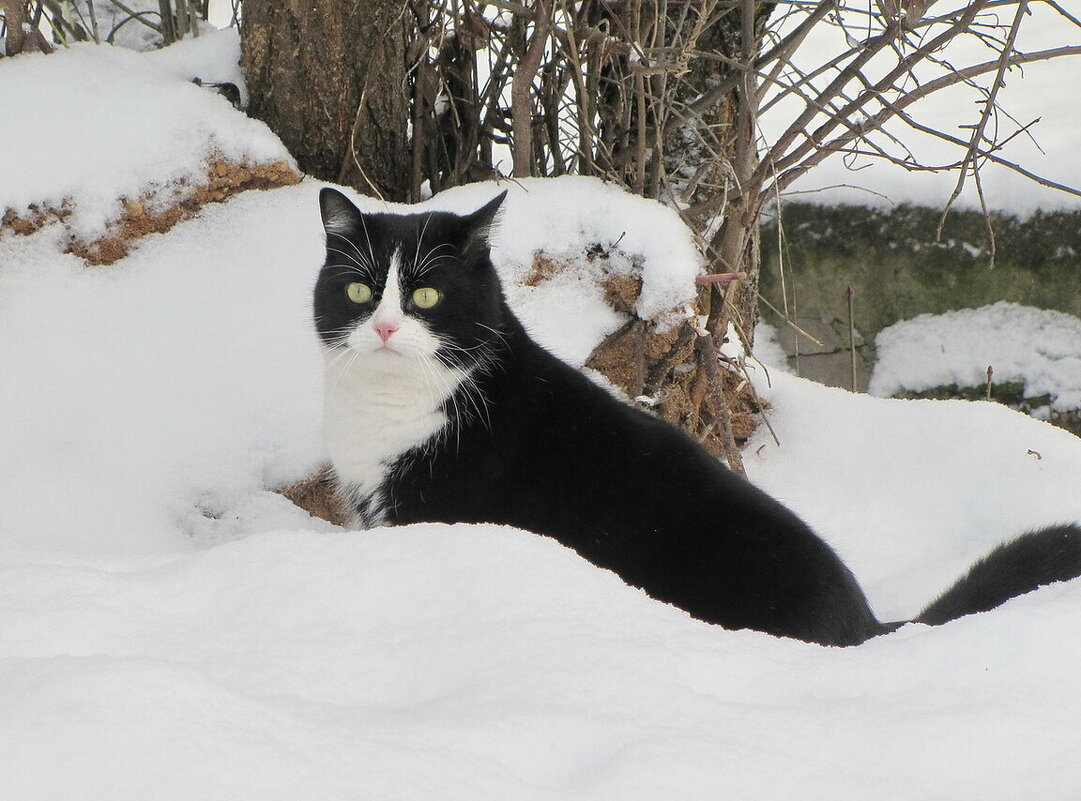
xmin=313 ymin=188 xmax=508 ymax=371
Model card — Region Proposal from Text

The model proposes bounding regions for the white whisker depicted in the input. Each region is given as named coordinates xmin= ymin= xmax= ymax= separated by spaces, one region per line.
xmin=324 ymin=259 xmax=375 ymax=282
xmin=412 ymin=213 xmax=434 ymax=279
xmin=357 ymin=214 xmax=379 ymax=273
xmin=327 ymin=233 xmax=376 ymax=271
xmin=411 ymin=242 xmax=458 ymax=279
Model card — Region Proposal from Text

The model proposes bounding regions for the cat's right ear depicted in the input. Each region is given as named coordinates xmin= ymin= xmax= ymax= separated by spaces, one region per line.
xmin=319 ymin=187 xmax=363 ymax=238
xmin=460 ymin=190 xmax=508 ymax=257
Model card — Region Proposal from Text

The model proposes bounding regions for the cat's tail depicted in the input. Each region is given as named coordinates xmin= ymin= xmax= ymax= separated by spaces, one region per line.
xmin=910 ymin=523 xmax=1081 ymax=627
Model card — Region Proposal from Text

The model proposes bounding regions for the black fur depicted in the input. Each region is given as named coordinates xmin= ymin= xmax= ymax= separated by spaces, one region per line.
xmin=914 ymin=525 xmax=1081 ymax=626
xmin=314 ymin=190 xmax=506 ymax=367
xmin=314 ymin=188 xmax=1081 ymax=646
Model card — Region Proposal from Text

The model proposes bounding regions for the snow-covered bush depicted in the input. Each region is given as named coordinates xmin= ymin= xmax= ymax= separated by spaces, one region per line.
xmin=870 ymin=302 xmax=1081 ymax=430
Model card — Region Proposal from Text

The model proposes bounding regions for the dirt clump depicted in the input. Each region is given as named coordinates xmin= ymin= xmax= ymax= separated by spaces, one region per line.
xmin=2 ymin=203 xmax=69 ymax=235
xmin=280 ymin=467 xmax=351 ymax=527
xmin=533 ymin=250 xmax=764 ymax=454
xmin=584 ymin=310 xmax=762 ymax=453
xmin=3 ymin=158 xmax=301 ymax=265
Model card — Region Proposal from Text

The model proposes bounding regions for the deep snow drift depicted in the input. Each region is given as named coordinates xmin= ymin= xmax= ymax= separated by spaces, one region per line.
xmin=2 ymin=28 xmax=1081 ymax=801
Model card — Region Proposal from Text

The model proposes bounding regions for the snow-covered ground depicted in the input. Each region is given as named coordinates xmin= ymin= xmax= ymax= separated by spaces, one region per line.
xmin=3 ymin=28 xmax=1081 ymax=800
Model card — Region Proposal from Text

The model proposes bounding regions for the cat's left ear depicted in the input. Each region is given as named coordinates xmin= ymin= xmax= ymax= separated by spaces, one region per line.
xmin=319 ymin=187 xmax=364 ymax=238
xmin=460 ymin=190 xmax=507 ymax=256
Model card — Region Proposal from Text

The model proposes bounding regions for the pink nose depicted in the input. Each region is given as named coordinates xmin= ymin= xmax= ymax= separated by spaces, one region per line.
xmin=374 ymin=321 xmax=399 ymax=343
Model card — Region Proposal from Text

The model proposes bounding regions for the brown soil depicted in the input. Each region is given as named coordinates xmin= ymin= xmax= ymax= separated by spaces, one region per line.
xmin=1 ymin=203 xmax=70 ymax=235
xmin=2 ymin=158 xmax=301 ymax=265
xmin=584 ymin=317 xmax=762 ymax=453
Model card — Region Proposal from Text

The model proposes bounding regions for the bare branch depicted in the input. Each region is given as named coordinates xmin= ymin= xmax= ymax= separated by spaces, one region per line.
xmin=760 ymin=0 xmax=992 ymax=196
xmin=766 ymin=42 xmax=1081 ymax=201
xmin=937 ymin=0 xmax=1029 ymax=237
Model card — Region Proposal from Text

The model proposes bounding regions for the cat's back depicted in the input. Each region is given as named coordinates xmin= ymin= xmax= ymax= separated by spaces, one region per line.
xmin=398 ymin=331 xmax=881 ymax=645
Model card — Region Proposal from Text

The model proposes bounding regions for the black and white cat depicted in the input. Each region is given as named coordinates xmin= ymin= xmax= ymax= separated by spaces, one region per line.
xmin=313 ymin=187 xmax=1081 ymax=646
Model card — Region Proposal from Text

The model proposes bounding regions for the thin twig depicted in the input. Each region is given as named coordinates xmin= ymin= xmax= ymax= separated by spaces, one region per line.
xmin=937 ymin=0 xmax=1028 ymax=239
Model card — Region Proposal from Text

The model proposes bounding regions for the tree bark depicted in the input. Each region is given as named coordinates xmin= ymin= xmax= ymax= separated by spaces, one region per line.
xmin=240 ymin=0 xmax=411 ymax=201
xmin=2 ymin=0 xmax=27 ymax=56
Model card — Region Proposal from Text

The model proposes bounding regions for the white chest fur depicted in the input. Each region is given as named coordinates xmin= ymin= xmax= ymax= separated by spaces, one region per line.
xmin=322 ymin=349 xmax=464 ymax=525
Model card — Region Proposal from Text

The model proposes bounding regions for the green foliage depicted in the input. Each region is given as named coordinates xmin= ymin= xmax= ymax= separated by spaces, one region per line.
xmin=895 ymin=381 xmax=1032 ymax=406
xmin=894 ymin=382 xmax=1081 ymax=438
xmin=760 ymin=203 xmax=1081 ymax=341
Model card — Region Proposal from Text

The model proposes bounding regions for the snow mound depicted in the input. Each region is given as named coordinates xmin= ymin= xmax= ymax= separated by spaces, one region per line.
xmin=0 ymin=30 xmax=291 ymax=240
xmin=869 ymin=302 xmax=1081 ymax=411
xmin=3 ymin=524 xmax=1081 ymax=801
xmin=0 ymin=184 xmax=330 ymax=554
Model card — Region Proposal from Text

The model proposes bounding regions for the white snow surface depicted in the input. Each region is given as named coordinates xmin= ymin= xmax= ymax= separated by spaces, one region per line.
xmin=2 ymin=31 xmax=1081 ymax=800
xmin=869 ymin=302 xmax=1081 ymax=411
xmin=0 ymin=29 xmax=285 ymax=239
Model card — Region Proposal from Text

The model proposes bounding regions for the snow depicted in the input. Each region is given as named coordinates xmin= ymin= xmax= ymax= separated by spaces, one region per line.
xmin=869 ymin=302 xmax=1081 ymax=412
xmin=4 ymin=523 xmax=1080 ymax=800
xmin=748 ymin=371 xmax=1081 ymax=622
xmin=0 ymin=185 xmax=329 ymax=553
xmin=0 ymin=29 xmax=287 ymax=239
xmin=2 ymin=26 xmax=1081 ymax=801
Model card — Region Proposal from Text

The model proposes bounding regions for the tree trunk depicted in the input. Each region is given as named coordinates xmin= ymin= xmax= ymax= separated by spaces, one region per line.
xmin=240 ymin=0 xmax=410 ymax=201
xmin=2 ymin=0 xmax=27 ymax=55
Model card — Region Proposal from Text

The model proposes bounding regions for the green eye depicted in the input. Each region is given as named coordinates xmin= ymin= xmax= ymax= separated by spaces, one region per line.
xmin=412 ymin=287 xmax=441 ymax=309
xmin=345 ymin=282 xmax=373 ymax=304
